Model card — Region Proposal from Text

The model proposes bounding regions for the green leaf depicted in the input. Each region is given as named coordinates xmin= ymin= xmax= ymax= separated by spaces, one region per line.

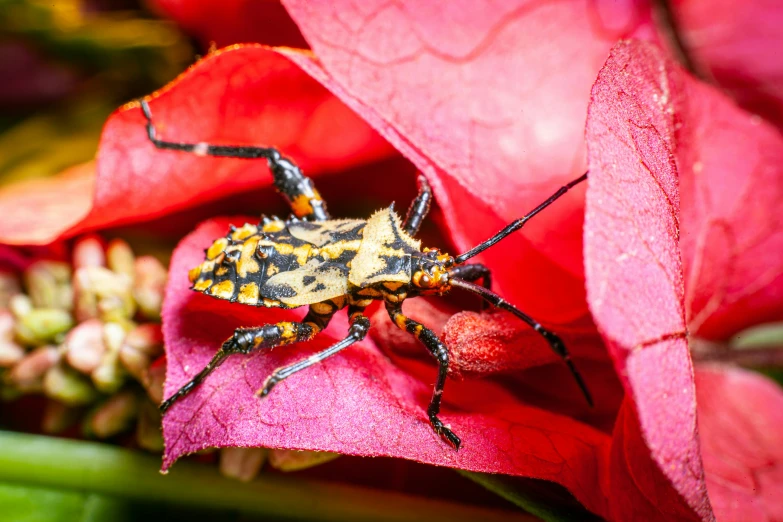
xmin=0 ymin=431 xmax=531 ymax=522
xmin=459 ymin=471 xmax=600 ymax=522
xmin=0 ymin=483 xmax=130 ymax=522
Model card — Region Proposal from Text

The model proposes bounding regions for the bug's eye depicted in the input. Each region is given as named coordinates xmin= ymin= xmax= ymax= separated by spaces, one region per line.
xmin=419 ymin=274 xmax=431 ymax=286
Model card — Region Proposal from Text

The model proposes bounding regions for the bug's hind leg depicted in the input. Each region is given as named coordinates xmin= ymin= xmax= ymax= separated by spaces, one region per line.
xmin=386 ymin=301 xmax=461 ymax=449
xmin=139 ymin=99 xmax=329 ymax=221
xmin=160 ymin=309 xmax=333 ymax=413
xmin=403 ymin=175 xmax=433 ymax=236
xmin=258 ymin=307 xmax=370 ymax=397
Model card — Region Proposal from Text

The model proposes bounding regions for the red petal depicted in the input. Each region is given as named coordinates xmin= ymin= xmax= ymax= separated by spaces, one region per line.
xmin=584 ymin=40 xmax=712 ymax=520
xmin=282 ymin=0 xmax=657 ymax=322
xmin=162 ymin=218 xmax=614 ymax=517
xmin=696 ymin=365 xmax=783 ymax=522
xmin=0 ymin=46 xmax=392 ymax=245
xmin=669 ymin=0 xmax=783 ymax=129
xmin=0 ymin=162 xmax=95 ymax=244
xmin=677 ymin=78 xmax=783 ymax=340
xmin=150 ymin=0 xmax=308 ymax=49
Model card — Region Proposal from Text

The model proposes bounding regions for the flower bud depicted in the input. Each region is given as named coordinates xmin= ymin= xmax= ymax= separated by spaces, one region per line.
xmin=0 ymin=271 xmax=21 ymax=308
xmin=0 ymin=341 xmax=25 ymax=368
xmin=106 ymin=239 xmax=136 ymax=279
xmin=83 ymin=390 xmax=138 ymax=439
xmin=142 ymin=356 xmax=165 ymax=404
xmin=24 ymin=261 xmax=73 ymax=310
xmin=63 ymin=319 xmax=105 ymax=374
xmin=219 ymin=447 xmax=267 ymax=482
xmin=119 ymin=323 xmax=163 ymax=381
xmin=6 ymin=345 xmax=59 ymax=392
xmin=43 ymin=363 xmax=97 ymax=405
xmin=42 ymin=400 xmax=80 ymax=434
xmin=15 ymin=308 xmax=74 ymax=346
xmin=136 ymin=400 xmax=164 ymax=452
xmin=73 ymin=266 xmax=135 ymax=322
xmin=268 ymin=449 xmax=340 ymax=472
xmin=9 ymin=294 xmax=32 ymax=319
xmin=0 ymin=311 xmax=24 ymax=367
xmin=91 ymin=322 xmax=127 ymax=394
xmin=73 ymin=235 xmax=105 ymax=269
xmin=133 ymin=256 xmax=167 ymax=320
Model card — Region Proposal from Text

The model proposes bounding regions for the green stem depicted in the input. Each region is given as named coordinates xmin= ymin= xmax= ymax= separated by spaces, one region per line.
xmin=0 ymin=431 xmax=531 ymax=522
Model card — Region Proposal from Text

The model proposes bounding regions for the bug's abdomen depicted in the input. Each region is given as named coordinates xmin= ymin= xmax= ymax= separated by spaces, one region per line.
xmin=188 ymin=220 xmax=365 ymax=308
xmin=188 ymin=223 xmax=314 ymax=308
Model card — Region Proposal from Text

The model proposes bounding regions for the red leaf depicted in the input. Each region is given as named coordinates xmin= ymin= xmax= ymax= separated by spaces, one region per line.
xmin=584 ymin=40 xmax=712 ymax=520
xmin=677 ymin=77 xmax=783 ymax=340
xmin=0 ymin=46 xmax=392 ymax=245
xmin=282 ymin=0 xmax=657 ymax=322
xmin=162 ymin=218 xmax=614 ymax=517
xmin=150 ymin=0 xmax=309 ymax=50
xmin=696 ymin=365 xmax=783 ymax=522
xmin=669 ymin=0 xmax=783 ymax=129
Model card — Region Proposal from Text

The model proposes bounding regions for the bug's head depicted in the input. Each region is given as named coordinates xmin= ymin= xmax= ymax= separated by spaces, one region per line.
xmin=411 ymin=248 xmax=454 ymax=294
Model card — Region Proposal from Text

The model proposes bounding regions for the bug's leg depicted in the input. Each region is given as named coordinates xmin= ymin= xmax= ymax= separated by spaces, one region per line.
xmin=258 ymin=306 xmax=369 ymax=397
xmin=160 ymin=308 xmax=334 ymax=413
xmin=386 ymin=301 xmax=461 ymax=449
xmin=450 ymin=278 xmax=593 ymax=407
xmin=139 ymin=99 xmax=329 ymax=221
xmin=403 ymin=174 xmax=433 ymax=236
xmin=448 ymin=263 xmax=491 ymax=289
xmin=449 ymin=263 xmax=492 ymax=310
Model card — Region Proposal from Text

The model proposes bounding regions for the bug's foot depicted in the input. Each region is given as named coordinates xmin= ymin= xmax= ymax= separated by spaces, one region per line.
xmin=430 ymin=415 xmax=461 ymax=450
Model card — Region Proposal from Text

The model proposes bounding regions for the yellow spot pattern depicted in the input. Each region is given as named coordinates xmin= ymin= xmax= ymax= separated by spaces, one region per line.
xmin=237 ymin=283 xmax=259 ymax=305
xmin=237 ymin=237 xmax=260 ymax=277
xmin=262 ymin=219 xmax=285 ymax=233
xmin=209 ymin=280 xmax=235 ymax=299
xmin=230 ymin=223 xmax=258 ymax=241
xmin=188 ymin=265 xmax=201 ymax=283
xmin=206 ymin=238 xmax=228 ymax=260
xmin=193 ymin=278 xmax=213 ymax=292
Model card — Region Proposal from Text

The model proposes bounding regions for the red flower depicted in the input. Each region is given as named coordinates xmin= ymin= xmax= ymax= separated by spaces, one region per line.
xmin=2 ymin=2 xmax=782 ymax=520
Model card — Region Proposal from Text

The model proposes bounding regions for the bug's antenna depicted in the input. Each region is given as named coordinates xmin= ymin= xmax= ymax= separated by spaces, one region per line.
xmin=454 ymin=172 xmax=587 ymax=264
xmin=450 ymin=278 xmax=593 ymax=406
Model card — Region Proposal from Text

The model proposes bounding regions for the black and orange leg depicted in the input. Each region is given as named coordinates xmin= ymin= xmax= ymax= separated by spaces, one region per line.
xmin=139 ymin=99 xmax=329 ymax=221
xmin=258 ymin=306 xmax=369 ymax=397
xmin=403 ymin=175 xmax=432 ymax=236
xmin=386 ymin=301 xmax=461 ymax=449
xmin=450 ymin=279 xmax=593 ymax=407
xmin=160 ymin=308 xmax=334 ymax=413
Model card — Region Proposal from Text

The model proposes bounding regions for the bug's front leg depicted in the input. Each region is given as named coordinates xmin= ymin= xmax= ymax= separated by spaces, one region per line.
xmin=386 ymin=301 xmax=461 ymax=449
xmin=450 ymin=278 xmax=593 ymax=407
xmin=403 ymin=174 xmax=433 ymax=236
xmin=448 ymin=263 xmax=492 ymax=289
xmin=258 ymin=306 xmax=370 ymax=397
xmin=160 ymin=309 xmax=333 ymax=413
xmin=139 ymin=99 xmax=329 ymax=221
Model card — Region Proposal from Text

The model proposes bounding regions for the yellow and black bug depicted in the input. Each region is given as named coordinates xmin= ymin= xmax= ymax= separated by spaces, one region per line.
xmin=141 ymin=100 xmax=592 ymax=449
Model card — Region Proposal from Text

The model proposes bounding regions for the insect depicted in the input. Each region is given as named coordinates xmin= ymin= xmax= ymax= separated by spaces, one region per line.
xmin=141 ymin=99 xmax=592 ymax=449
